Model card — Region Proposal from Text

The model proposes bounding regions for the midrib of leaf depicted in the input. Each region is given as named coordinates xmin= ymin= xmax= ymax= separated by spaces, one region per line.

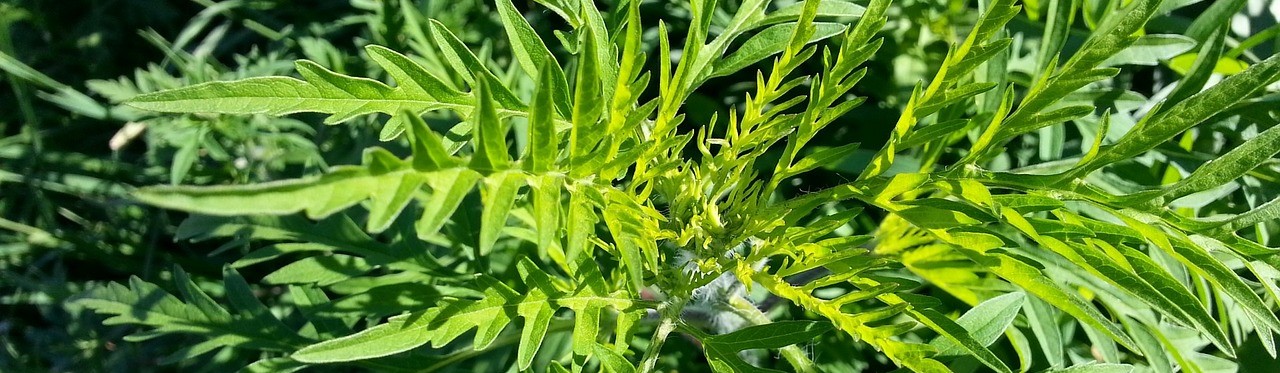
xmin=862 ymin=0 xmax=1016 ymax=178
xmin=80 ymin=283 xmax=309 ymax=352
xmin=127 ymin=76 xmax=573 ymax=128
xmin=135 ymin=159 xmax=614 ymax=226
xmin=742 ymin=267 xmax=952 ymax=372
xmin=417 ymin=323 xmax=574 ymax=373
xmin=1073 ymin=53 xmax=1280 ymax=174
xmin=799 ymin=170 xmax=1233 ymax=261
xmin=1149 ymin=122 xmax=1280 ymax=205
xmin=427 ymin=294 xmax=647 ymax=325
xmin=991 ymin=0 xmax=1160 ymax=144
xmin=292 ymin=292 xmax=649 ymax=363
xmin=814 ymin=176 xmax=1141 ymax=350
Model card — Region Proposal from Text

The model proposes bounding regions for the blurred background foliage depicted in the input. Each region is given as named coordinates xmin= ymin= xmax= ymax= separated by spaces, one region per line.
xmin=1 ymin=0 xmax=1278 ymax=371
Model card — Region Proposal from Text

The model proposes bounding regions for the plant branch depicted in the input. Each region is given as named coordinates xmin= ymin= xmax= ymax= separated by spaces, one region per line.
xmin=727 ymin=294 xmax=819 ymax=373
xmin=638 ymin=296 xmax=688 ymax=373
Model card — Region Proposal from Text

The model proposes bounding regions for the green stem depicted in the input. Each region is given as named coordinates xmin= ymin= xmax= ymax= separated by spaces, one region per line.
xmin=727 ymin=295 xmax=818 ymax=373
xmin=638 ymin=297 xmax=687 ymax=373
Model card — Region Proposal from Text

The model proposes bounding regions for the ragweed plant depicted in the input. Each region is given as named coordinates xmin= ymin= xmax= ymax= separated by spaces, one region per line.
xmin=77 ymin=0 xmax=1280 ymax=371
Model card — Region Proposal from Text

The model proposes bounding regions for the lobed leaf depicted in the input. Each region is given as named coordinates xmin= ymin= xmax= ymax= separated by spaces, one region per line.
xmin=701 ymin=321 xmax=834 ymax=373
xmin=1077 ymin=53 xmax=1280 ymax=174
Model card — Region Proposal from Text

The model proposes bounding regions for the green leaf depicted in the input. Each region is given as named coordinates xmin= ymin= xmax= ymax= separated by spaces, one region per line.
xmin=929 ymin=292 xmax=1025 ymax=356
xmin=754 ymin=0 xmax=866 ymax=28
xmin=894 ymin=203 xmax=984 ymax=229
xmin=1217 ymin=196 xmax=1280 ymax=232
xmin=1023 ymin=296 xmax=1065 ymax=368
xmin=135 ymin=148 xmax=424 ymax=234
xmin=403 ymin=111 xmax=458 ymax=171
xmin=1039 ymin=124 xmax=1066 ymax=161
xmin=1068 ymin=238 xmax=1232 ymax=354
xmin=172 ymin=266 xmax=229 ymax=321
xmin=783 ymin=143 xmax=861 ymax=179
xmin=515 ymin=261 xmax=556 ymax=371
xmin=416 ymin=168 xmax=482 ymax=237
xmin=911 ymin=307 xmax=1014 ymax=373
xmin=478 ymin=171 xmax=524 ymax=256
xmin=565 ymin=186 xmax=599 ymax=263
xmin=602 ymin=190 xmax=662 ymax=291
xmin=1078 ymin=53 xmax=1280 ymax=173
xmin=1077 ymin=111 xmax=1112 ymax=167
xmin=991 ymin=194 xmax=1065 ymax=213
xmin=1167 ymin=53 xmax=1249 ymax=76
xmin=78 ymin=275 xmax=308 ymax=353
xmin=711 ymin=22 xmax=847 ymax=78
xmin=916 ymin=82 xmax=1000 ymax=117
xmin=288 ymin=284 xmax=348 ymax=338
xmin=427 ymin=20 xmax=525 ymax=110
xmin=310 ymin=282 xmax=440 ymax=317
xmin=1121 ymin=317 xmax=1173 ymax=372
xmin=528 ymin=174 xmax=562 ymax=261
xmin=469 ymin=78 xmax=511 ymax=172
xmin=1183 ymin=0 xmax=1245 ymax=43
xmin=997 ymin=0 xmax=1160 ymax=141
xmin=240 ymin=357 xmax=307 ymax=373
xmin=983 ymin=253 xmax=1138 ymax=351
xmin=177 ymin=215 xmax=414 ymax=269
xmin=1110 ymin=242 xmax=1233 ymax=354
xmin=170 ymin=127 xmax=204 ymax=185
xmin=701 ymin=321 xmax=833 ymax=373
xmin=569 ymin=25 xmax=605 ymax=166
xmin=594 ymin=343 xmax=637 ymax=373
xmin=126 ymin=52 xmax=473 ymax=124
xmin=1101 ymin=34 xmax=1197 ymax=67
xmin=1157 ymin=123 xmax=1280 ymax=203
xmin=1035 ymin=0 xmax=1078 ymax=72
xmin=291 ymin=276 xmax=516 ymax=363
xmin=1164 ymin=27 xmax=1228 ymax=107
xmin=526 ymin=68 xmax=561 ymax=173
xmin=292 ymin=264 xmax=638 ymax=364
xmin=262 ymin=254 xmax=372 ymax=286
xmin=900 ymin=119 xmax=971 ymax=148
xmin=494 ymin=0 xmax=571 ymax=117
xmin=1116 ymin=213 xmax=1280 ymax=336
xmin=364 ymin=45 xmax=467 ymax=106
xmin=1063 ymin=0 xmax=1159 ymax=73
xmin=576 ymin=1 xmax=619 ymax=107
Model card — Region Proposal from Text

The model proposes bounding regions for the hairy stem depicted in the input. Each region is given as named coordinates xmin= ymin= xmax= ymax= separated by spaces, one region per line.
xmin=727 ymin=295 xmax=819 ymax=373
xmin=639 ymin=297 xmax=687 ymax=373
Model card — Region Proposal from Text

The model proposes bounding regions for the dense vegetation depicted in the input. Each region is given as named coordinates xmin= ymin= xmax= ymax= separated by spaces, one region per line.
xmin=3 ymin=0 xmax=1280 ymax=372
